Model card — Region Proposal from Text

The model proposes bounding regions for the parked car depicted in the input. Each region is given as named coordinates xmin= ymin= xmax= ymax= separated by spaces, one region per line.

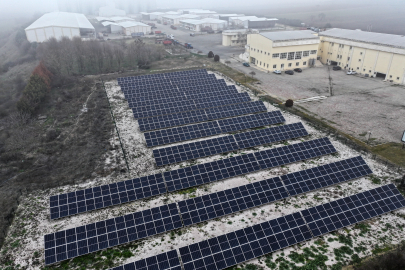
xmin=347 ymin=70 xmax=357 ymax=75
xmin=294 ymin=68 xmax=302 ymax=72
xmin=285 ymin=70 xmax=294 ymax=75
xmin=242 ymin=62 xmax=250 ymax=67
xmin=332 ymin=66 xmax=342 ymax=71
xmin=273 ymin=70 xmax=282 ymax=74
xmin=190 ymin=33 xmax=195 ymax=37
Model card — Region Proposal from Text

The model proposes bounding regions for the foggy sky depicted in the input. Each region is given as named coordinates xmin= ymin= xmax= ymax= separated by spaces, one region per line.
xmin=1 ymin=0 xmax=403 ymax=17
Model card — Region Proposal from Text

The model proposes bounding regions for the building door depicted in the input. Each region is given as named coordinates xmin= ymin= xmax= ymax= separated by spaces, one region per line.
xmin=281 ymin=64 xmax=284 ymax=70
xmin=250 ymin=57 xmax=256 ymax=64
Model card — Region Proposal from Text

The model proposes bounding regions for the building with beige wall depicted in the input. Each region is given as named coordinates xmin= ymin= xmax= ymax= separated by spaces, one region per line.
xmin=318 ymin=29 xmax=405 ymax=84
xmin=245 ymin=31 xmax=319 ymax=71
xmin=222 ymin=29 xmax=259 ymax=46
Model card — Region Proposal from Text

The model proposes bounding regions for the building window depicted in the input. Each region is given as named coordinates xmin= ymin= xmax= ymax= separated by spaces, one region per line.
xmin=390 ymin=75 xmax=392 ymax=78
xmin=280 ymin=53 xmax=287 ymax=59
xmin=267 ymin=64 xmax=269 ymax=68
xmin=363 ymin=69 xmax=365 ymax=71
xmin=260 ymin=61 xmax=262 ymax=65
xmin=360 ymin=52 xmax=363 ymax=55
xmin=287 ymin=52 xmax=295 ymax=60
xmin=369 ymin=70 xmax=371 ymax=73
xmin=272 ymin=53 xmax=280 ymax=58
xmin=310 ymin=50 xmax=317 ymax=54
xmin=397 ymin=77 xmax=400 ymax=80
xmin=295 ymin=51 xmax=302 ymax=59
xmin=350 ymin=46 xmax=353 ymax=49
xmin=281 ymin=64 xmax=284 ymax=68
xmin=296 ymin=62 xmax=299 ymax=66
xmin=341 ymin=45 xmax=344 ymax=48
xmin=331 ymin=43 xmax=334 ymax=46
xmin=261 ymin=50 xmax=262 ymax=53
xmin=273 ymin=64 xmax=276 ymax=68
xmin=357 ymin=67 xmax=359 ymax=70
xmin=288 ymin=63 xmax=292 ymax=67
xmin=348 ymin=57 xmax=350 ymax=61
xmin=303 ymin=61 xmax=307 ymax=65
xmin=303 ymin=51 xmax=309 ymax=57
xmin=359 ymin=59 xmax=361 ymax=62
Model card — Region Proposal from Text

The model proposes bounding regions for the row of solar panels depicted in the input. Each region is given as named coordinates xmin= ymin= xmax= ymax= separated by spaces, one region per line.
xmin=139 ymin=101 xmax=267 ymax=132
xmin=128 ymin=87 xmax=237 ymax=107
xmin=44 ymin=156 xmax=375 ymax=265
xmin=153 ymin=122 xmax=308 ymax=166
xmin=133 ymin=93 xmax=250 ymax=119
xmin=117 ymin=69 xmax=208 ymax=83
xmin=144 ymin=111 xmax=284 ymax=147
xmin=125 ymin=85 xmax=236 ymax=101
xmin=119 ymin=74 xmax=216 ymax=88
xmin=110 ymin=184 xmax=404 ymax=270
xmin=49 ymin=137 xmax=336 ymax=220
xmin=121 ymin=79 xmax=227 ymax=95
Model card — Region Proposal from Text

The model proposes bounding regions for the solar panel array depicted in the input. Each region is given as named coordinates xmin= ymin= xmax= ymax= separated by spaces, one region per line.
xmin=45 ymin=204 xmax=182 ymax=265
xmin=144 ymin=111 xmax=285 ymax=147
xmin=45 ymin=156 xmax=374 ymax=265
xmin=138 ymin=101 xmax=267 ymax=132
xmin=153 ymin=122 xmax=308 ymax=166
xmin=49 ymin=138 xmax=336 ymax=220
xmin=110 ymin=250 xmax=182 ymax=270
xmin=178 ymin=184 xmax=405 ymax=270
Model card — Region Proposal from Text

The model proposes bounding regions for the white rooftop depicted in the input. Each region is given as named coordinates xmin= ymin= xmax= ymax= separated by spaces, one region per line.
xmin=109 ymin=16 xmax=135 ymax=22
xmin=260 ymin=30 xmax=319 ymax=41
xmin=25 ymin=12 xmax=94 ymax=30
xmin=319 ymin=28 xmax=405 ymax=49
xmin=230 ymin=16 xmax=259 ymax=21
xmin=249 ymin=18 xmax=278 ymax=21
xmin=180 ymin=19 xmax=204 ymax=25
xmin=201 ymin=18 xmax=227 ymax=23
xmin=118 ymin=21 xmax=149 ymax=28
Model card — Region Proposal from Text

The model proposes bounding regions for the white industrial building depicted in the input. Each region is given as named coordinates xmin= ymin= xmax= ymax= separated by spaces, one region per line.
xmin=25 ymin=12 xmax=95 ymax=43
xmin=162 ymin=14 xmax=200 ymax=25
xmin=178 ymin=9 xmax=217 ymax=19
xmin=102 ymin=21 xmax=151 ymax=35
xmin=141 ymin=12 xmax=165 ymax=20
xmin=180 ymin=18 xmax=227 ymax=32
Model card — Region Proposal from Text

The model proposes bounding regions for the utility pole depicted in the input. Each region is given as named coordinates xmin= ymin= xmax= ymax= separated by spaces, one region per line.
xmin=328 ymin=66 xmax=333 ymax=96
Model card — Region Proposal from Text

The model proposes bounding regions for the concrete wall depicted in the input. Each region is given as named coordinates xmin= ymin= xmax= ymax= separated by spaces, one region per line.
xmin=247 ymin=34 xmax=319 ymax=71
xmin=123 ymin=25 xmax=151 ymax=35
xmin=25 ymin=27 xmax=80 ymax=43
xmin=318 ymin=37 xmax=405 ymax=83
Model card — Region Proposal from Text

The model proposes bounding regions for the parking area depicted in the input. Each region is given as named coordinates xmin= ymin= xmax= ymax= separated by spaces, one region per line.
xmin=226 ymin=59 xmax=405 ymax=144
xmin=144 ymin=21 xmax=245 ymax=58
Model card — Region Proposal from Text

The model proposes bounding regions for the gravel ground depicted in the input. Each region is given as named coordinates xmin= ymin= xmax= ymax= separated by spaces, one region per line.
xmin=226 ymin=59 xmax=405 ymax=144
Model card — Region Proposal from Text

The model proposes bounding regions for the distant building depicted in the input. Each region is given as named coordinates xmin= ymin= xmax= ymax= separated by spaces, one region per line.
xmin=222 ymin=29 xmax=258 ymax=46
xmin=318 ymin=28 xmax=405 ymax=84
xmin=102 ymin=21 xmax=151 ymax=35
xmin=178 ymin=9 xmax=217 ymax=19
xmin=229 ymin=16 xmax=277 ymax=29
xmin=162 ymin=14 xmax=200 ymax=26
xmin=180 ymin=18 xmax=227 ymax=32
xmin=25 ymin=12 xmax=95 ymax=43
xmin=141 ymin=12 xmax=165 ymax=20
xmin=218 ymin=14 xmax=244 ymax=21
xmin=245 ymin=30 xmax=320 ymax=71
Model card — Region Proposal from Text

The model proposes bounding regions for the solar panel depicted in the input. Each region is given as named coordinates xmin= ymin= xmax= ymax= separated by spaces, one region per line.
xmin=109 ymin=250 xmax=182 ymax=270
xmin=49 ymin=174 xmax=166 ymax=220
xmin=45 ymin=204 xmax=182 ymax=265
xmin=153 ymin=123 xmax=308 ymax=166
xmin=254 ymin=137 xmax=336 ymax=170
xmin=301 ymin=184 xmax=405 ymax=237
xmin=144 ymin=122 xmax=222 ymax=147
xmin=217 ymin=111 xmax=285 ymax=133
xmin=153 ymin=136 xmax=240 ymax=167
xmin=138 ymin=101 xmax=267 ymax=132
xmin=282 ymin=156 xmax=372 ymax=196
xmin=178 ymin=156 xmax=372 ymax=227
xmin=179 ymin=177 xmax=288 ymax=226
xmin=179 ymin=212 xmax=311 ymax=270
xmin=144 ymin=111 xmax=285 ymax=147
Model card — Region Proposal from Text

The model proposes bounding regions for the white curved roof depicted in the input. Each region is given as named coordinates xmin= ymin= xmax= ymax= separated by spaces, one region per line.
xmin=26 ymin=12 xmax=94 ymax=30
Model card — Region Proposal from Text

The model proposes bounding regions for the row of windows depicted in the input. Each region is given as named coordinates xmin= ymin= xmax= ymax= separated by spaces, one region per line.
xmin=256 ymin=60 xmax=307 ymax=68
xmin=250 ymin=49 xmax=317 ymax=59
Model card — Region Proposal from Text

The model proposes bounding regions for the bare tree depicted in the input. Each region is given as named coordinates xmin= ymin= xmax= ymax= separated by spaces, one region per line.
xmin=249 ymin=71 xmax=256 ymax=78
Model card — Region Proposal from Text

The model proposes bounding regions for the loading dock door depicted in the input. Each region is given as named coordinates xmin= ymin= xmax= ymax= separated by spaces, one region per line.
xmin=375 ymin=72 xmax=386 ymax=79
xmin=330 ymin=61 xmax=338 ymax=66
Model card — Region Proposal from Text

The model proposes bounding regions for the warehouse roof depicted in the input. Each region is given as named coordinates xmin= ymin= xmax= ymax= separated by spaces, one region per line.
xmin=118 ymin=21 xmax=149 ymax=28
xmin=319 ymin=28 xmax=405 ymax=49
xmin=249 ymin=18 xmax=278 ymax=21
xmin=260 ymin=30 xmax=319 ymax=41
xmin=26 ymin=12 xmax=94 ymax=30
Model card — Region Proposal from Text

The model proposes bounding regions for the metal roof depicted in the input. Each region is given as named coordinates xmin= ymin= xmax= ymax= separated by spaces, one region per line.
xmin=25 ymin=12 xmax=94 ymax=30
xmin=249 ymin=18 xmax=278 ymax=22
xmin=260 ymin=30 xmax=319 ymax=42
xmin=118 ymin=21 xmax=150 ymax=28
xmin=319 ymin=28 xmax=405 ymax=49
xmin=230 ymin=16 xmax=259 ymax=21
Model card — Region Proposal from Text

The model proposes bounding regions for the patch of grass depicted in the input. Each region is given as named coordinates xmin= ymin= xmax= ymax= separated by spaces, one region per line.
xmin=354 ymin=223 xmax=371 ymax=236
xmin=338 ymin=234 xmax=353 ymax=247
xmin=372 ymin=245 xmax=391 ymax=254
xmin=178 ymin=187 xmax=197 ymax=195
xmin=369 ymin=175 xmax=382 ymax=185
xmin=371 ymin=142 xmax=405 ymax=168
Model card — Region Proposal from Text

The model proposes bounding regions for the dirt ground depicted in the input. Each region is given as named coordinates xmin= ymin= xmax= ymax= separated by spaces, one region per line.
xmin=226 ymin=59 xmax=405 ymax=146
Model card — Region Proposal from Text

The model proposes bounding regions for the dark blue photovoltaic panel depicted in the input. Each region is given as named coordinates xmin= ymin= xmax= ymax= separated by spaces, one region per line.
xmin=163 ymin=153 xmax=260 ymax=192
xmin=153 ymin=123 xmax=308 ymax=166
xmin=301 ymin=184 xmax=405 ymax=237
xmin=144 ymin=111 xmax=285 ymax=147
xmin=218 ymin=111 xmax=285 ymax=133
xmin=45 ymin=204 xmax=182 ymax=265
xmin=50 ymin=174 xmax=166 ymax=220
xmin=254 ymin=137 xmax=336 ymax=170
xmin=109 ymin=250 xmax=182 ymax=270
xmin=153 ymin=136 xmax=240 ymax=166
xmin=178 ymin=177 xmax=288 ymax=226
xmin=163 ymin=138 xmax=335 ymax=192
xmin=118 ymin=69 xmax=207 ymax=84
xmin=138 ymin=101 xmax=267 ymax=132
xmin=282 ymin=156 xmax=373 ymax=196
xmin=144 ymin=122 xmax=223 ymax=147
xmin=179 ymin=212 xmax=311 ymax=270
